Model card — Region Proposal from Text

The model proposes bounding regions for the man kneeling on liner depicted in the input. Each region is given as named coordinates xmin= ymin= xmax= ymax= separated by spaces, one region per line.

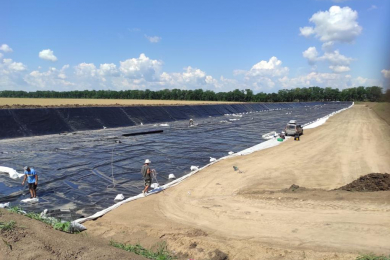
xmin=22 ymin=166 xmax=38 ymax=198
xmin=141 ymin=159 xmax=152 ymax=196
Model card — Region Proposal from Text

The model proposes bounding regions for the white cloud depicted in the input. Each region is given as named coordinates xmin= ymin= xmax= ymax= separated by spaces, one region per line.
xmin=75 ymin=63 xmax=97 ymax=77
xmin=302 ymin=47 xmax=353 ymax=72
xmin=352 ymin=76 xmax=382 ymax=87
xmin=322 ymin=42 xmax=334 ymax=52
xmin=252 ymin=77 xmax=276 ymax=90
xmin=144 ymin=35 xmax=162 ymax=43
xmin=98 ymin=63 xmax=119 ymax=77
xmin=160 ymin=66 xmax=219 ymax=89
xmin=319 ymin=50 xmax=353 ymax=65
xmin=8 ymin=62 xmax=27 ymax=71
xmin=368 ymin=5 xmax=377 ymax=11
xmin=119 ymin=53 xmax=162 ymax=80
xmin=299 ymin=6 xmax=362 ymax=43
xmin=302 ymin=47 xmax=319 ymax=65
xmin=278 ymin=72 xmax=381 ymax=90
xmin=329 ymin=65 xmax=350 ymax=73
xmin=232 ymin=57 xmax=289 ymax=91
xmin=2 ymin=58 xmax=27 ymax=71
xmin=24 ymin=67 xmax=74 ymax=89
xmin=382 ymin=69 xmax=390 ymax=79
xmin=245 ymin=56 xmax=289 ymax=77
xmin=0 ymin=52 xmax=383 ymax=92
xmin=39 ymin=49 xmax=58 ymax=62
xmin=299 ymin=27 xmax=315 ymax=37
xmin=58 ymin=65 xmax=70 ymax=79
xmin=0 ymin=44 xmax=13 ymax=53
xmin=0 ymin=53 xmax=3 ymax=59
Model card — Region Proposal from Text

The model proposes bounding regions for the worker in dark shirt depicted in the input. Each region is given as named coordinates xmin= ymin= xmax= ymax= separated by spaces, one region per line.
xmin=141 ymin=159 xmax=151 ymax=196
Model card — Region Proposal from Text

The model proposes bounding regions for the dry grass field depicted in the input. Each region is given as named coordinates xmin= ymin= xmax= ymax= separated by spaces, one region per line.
xmin=0 ymin=98 xmax=238 ymax=108
xmin=363 ymin=102 xmax=390 ymax=125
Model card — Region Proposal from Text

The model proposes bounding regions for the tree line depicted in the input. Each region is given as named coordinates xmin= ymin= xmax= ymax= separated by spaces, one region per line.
xmin=0 ymin=86 xmax=389 ymax=102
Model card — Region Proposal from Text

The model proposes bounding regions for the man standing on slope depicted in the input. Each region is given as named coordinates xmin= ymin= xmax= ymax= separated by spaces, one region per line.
xmin=141 ymin=159 xmax=152 ymax=196
xmin=22 ymin=166 xmax=38 ymax=198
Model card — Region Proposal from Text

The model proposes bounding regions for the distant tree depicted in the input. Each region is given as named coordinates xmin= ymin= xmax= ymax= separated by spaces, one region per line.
xmin=0 ymin=86 xmax=387 ymax=102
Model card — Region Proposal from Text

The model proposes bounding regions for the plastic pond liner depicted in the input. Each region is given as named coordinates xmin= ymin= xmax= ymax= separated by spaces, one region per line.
xmin=0 ymin=102 xmax=352 ymax=220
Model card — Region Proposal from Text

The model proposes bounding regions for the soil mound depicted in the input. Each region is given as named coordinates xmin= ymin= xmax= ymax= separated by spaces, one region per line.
xmin=338 ymin=173 xmax=390 ymax=192
xmin=281 ymin=184 xmax=310 ymax=193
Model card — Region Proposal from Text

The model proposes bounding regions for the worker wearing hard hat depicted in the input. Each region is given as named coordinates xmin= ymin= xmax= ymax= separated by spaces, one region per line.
xmin=141 ymin=159 xmax=152 ymax=196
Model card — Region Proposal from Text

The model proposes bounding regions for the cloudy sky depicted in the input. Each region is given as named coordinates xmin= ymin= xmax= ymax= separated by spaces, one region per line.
xmin=1 ymin=0 xmax=389 ymax=93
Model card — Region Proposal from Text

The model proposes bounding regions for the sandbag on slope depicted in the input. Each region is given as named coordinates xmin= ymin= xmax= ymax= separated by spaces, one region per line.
xmin=0 ymin=166 xmax=24 ymax=179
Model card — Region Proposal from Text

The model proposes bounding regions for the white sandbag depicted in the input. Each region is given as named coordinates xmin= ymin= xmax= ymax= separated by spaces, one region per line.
xmin=261 ymin=131 xmax=277 ymax=140
xmin=151 ymin=183 xmax=159 ymax=189
xmin=0 ymin=166 xmax=24 ymax=179
xmin=0 ymin=202 xmax=10 ymax=208
xmin=168 ymin=174 xmax=176 ymax=179
xmin=228 ymin=151 xmax=234 ymax=155
xmin=40 ymin=209 xmax=48 ymax=218
xmin=114 ymin=194 xmax=124 ymax=201
xmin=70 ymin=221 xmax=87 ymax=232
xmin=209 ymin=157 xmax=216 ymax=162
xmin=21 ymin=197 xmax=39 ymax=203
xmin=190 ymin=166 xmax=199 ymax=171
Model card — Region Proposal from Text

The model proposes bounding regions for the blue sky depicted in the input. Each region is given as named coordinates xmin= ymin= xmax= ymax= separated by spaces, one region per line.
xmin=1 ymin=0 xmax=389 ymax=93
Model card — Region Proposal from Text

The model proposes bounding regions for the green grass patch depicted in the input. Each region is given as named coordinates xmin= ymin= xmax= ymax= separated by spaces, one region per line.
xmin=0 ymin=220 xmax=16 ymax=231
xmin=8 ymin=206 xmax=23 ymax=214
xmin=357 ymin=253 xmax=390 ymax=260
xmin=110 ymin=241 xmax=175 ymax=260
xmin=7 ymin=206 xmax=75 ymax=233
xmin=53 ymin=221 xmax=71 ymax=232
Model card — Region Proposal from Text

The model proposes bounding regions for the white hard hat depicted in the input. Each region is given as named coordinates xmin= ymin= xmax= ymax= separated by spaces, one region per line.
xmin=23 ymin=166 xmax=28 ymax=170
xmin=145 ymin=159 xmax=151 ymax=164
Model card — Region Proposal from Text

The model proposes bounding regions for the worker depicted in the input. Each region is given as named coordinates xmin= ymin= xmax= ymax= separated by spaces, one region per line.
xmin=22 ymin=166 xmax=38 ymax=198
xmin=280 ymin=131 xmax=286 ymax=139
xmin=189 ymin=119 xmax=194 ymax=126
xmin=141 ymin=159 xmax=152 ymax=196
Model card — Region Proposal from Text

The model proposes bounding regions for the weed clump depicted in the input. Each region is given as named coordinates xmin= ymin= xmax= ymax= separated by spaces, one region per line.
xmin=110 ymin=240 xmax=175 ymax=260
xmin=0 ymin=220 xmax=16 ymax=231
xmin=356 ymin=253 xmax=390 ymax=260
xmin=7 ymin=206 xmax=75 ymax=233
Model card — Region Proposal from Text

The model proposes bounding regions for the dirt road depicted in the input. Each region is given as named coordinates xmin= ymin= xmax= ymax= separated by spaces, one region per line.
xmin=85 ymin=105 xmax=390 ymax=260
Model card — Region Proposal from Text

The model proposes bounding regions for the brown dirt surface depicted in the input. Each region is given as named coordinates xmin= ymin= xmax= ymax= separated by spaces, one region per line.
xmin=337 ymin=173 xmax=390 ymax=192
xmin=0 ymin=209 xmax=146 ymax=260
xmin=84 ymin=104 xmax=390 ymax=260
xmin=0 ymin=97 xmax=239 ymax=109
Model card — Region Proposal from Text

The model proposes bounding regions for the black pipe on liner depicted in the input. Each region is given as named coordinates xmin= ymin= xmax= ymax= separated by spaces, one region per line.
xmin=122 ymin=130 xmax=164 ymax=137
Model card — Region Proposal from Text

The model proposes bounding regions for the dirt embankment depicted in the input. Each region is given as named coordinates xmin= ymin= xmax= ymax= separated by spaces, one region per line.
xmin=84 ymin=105 xmax=390 ymax=260
xmin=0 ymin=210 xmax=146 ymax=260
